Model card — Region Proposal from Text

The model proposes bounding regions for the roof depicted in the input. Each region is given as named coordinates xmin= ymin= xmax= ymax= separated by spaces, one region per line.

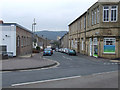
xmin=59 ymin=32 xmax=69 ymax=40
xmin=0 ymin=23 xmax=32 ymax=33
xmin=68 ymin=11 xmax=87 ymax=26
xmin=98 ymin=0 xmax=120 ymax=2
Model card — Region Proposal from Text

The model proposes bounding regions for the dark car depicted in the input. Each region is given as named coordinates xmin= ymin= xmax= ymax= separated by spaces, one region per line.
xmin=43 ymin=48 xmax=53 ymax=56
xmin=68 ymin=49 xmax=76 ymax=55
xmin=0 ymin=52 xmax=8 ymax=59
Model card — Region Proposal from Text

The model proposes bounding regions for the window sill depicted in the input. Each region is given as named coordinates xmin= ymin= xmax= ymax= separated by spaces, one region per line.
xmin=103 ymin=52 xmax=116 ymax=55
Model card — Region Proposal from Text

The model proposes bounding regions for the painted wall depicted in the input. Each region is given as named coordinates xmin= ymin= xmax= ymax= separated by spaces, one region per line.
xmin=0 ymin=25 xmax=16 ymax=56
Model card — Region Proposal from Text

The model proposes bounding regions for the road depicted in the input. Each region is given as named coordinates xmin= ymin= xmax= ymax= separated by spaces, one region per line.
xmin=2 ymin=52 xmax=118 ymax=88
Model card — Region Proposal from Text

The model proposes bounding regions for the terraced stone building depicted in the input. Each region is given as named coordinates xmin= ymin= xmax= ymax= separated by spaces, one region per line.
xmin=69 ymin=0 xmax=120 ymax=59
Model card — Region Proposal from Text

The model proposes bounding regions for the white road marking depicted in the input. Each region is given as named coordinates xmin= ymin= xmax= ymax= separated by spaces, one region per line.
xmin=11 ymin=71 xmax=117 ymax=87
xmin=63 ymin=56 xmax=72 ymax=60
xmin=12 ymin=75 xmax=81 ymax=86
xmin=91 ymin=71 xmax=117 ymax=76
xmin=104 ymin=62 xmax=119 ymax=65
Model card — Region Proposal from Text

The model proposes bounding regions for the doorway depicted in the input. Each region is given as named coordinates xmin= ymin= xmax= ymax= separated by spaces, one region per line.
xmin=89 ymin=38 xmax=92 ymax=56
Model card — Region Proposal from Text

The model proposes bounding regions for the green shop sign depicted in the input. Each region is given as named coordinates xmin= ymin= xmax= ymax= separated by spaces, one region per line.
xmin=104 ymin=45 xmax=115 ymax=53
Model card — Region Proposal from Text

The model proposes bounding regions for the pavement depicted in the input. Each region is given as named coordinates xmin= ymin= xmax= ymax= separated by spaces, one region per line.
xmin=77 ymin=53 xmax=120 ymax=63
xmin=0 ymin=53 xmax=57 ymax=71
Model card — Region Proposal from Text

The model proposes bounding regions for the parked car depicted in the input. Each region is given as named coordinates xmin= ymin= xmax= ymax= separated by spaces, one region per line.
xmin=43 ymin=48 xmax=52 ymax=56
xmin=68 ymin=49 xmax=76 ymax=55
xmin=55 ymin=48 xmax=59 ymax=52
xmin=58 ymin=48 xmax=61 ymax=52
xmin=61 ymin=48 xmax=65 ymax=53
xmin=0 ymin=52 xmax=8 ymax=59
xmin=65 ymin=48 xmax=69 ymax=54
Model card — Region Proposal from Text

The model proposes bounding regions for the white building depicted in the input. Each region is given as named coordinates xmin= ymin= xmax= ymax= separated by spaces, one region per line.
xmin=0 ymin=24 xmax=16 ymax=56
xmin=0 ymin=20 xmax=32 ymax=57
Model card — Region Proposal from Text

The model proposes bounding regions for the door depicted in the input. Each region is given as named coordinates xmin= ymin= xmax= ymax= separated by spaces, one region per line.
xmin=90 ymin=38 xmax=92 ymax=56
xmin=93 ymin=38 xmax=98 ymax=57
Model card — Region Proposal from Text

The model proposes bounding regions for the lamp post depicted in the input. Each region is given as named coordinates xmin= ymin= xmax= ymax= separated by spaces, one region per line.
xmin=31 ymin=18 xmax=36 ymax=57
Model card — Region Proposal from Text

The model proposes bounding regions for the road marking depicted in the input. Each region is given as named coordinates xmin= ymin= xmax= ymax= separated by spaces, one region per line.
xmin=12 ymin=75 xmax=81 ymax=86
xmin=63 ymin=56 xmax=72 ymax=60
xmin=11 ymin=71 xmax=117 ymax=87
xmin=91 ymin=71 xmax=117 ymax=76
xmin=104 ymin=62 xmax=119 ymax=65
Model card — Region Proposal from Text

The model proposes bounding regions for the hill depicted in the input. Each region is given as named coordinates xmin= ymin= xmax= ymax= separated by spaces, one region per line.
xmin=35 ymin=31 xmax=68 ymax=40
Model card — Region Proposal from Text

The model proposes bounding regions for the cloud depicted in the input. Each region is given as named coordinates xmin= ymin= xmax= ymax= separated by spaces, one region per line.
xmin=1 ymin=0 xmax=98 ymax=31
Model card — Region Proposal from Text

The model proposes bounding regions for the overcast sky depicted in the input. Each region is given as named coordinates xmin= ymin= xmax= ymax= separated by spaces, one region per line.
xmin=0 ymin=0 xmax=98 ymax=31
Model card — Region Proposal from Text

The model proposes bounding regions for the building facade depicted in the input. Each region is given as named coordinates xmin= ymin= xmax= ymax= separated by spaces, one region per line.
xmin=0 ymin=20 xmax=32 ymax=56
xmin=69 ymin=0 xmax=120 ymax=59
xmin=60 ymin=32 xmax=69 ymax=48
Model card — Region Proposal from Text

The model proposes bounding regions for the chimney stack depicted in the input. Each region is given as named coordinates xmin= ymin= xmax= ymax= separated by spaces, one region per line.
xmin=0 ymin=20 xmax=3 ymax=24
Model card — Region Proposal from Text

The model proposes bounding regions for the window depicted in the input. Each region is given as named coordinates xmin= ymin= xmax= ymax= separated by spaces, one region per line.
xmin=92 ymin=11 xmax=94 ymax=25
xmin=104 ymin=38 xmax=116 ymax=53
xmin=103 ymin=6 xmax=109 ymax=22
xmin=17 ymin=36 xmax=20 ymax=47
xmin=111 ymin=6 xmax=117 ymax=22
xmin=21 ymin=36 xmax=23 ymax=47
xmin=81 ymin=19 xmax=82 ymax=30
xmin=84 ymin=16 xmax=86 ymax=29
xmin=24 ymin=37 xmax=25 ymax=47
xmin=97 ymin=8 xmax=99 ymax=23
xmin=75 ymin=39 xmax=77 ymax=48
xmin=94 ymin=10 xmax=96 ymax=24
xmin=71 ymin=40 xmax=73 ymax=48
xmin=87 ymin=13 xmax=89 ymax=27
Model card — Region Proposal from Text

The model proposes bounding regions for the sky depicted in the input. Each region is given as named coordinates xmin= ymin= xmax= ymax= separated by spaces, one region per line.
xmin=0 ymin=0 xmax=98 ymax=31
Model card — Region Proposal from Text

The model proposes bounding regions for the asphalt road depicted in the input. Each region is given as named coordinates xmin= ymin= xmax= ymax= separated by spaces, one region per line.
xmin=2 ymin=52 xmax=118 ymax=88
xmin=11 ymin=71 xmax=118 ymax=88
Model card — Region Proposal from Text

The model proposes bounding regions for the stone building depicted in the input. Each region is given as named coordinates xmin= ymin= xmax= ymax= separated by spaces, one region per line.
xmin=69 ymin=0 xmax=120 ymax=59
xmin=60 ymin=32 xmax=69 ymax=48
xmin=0 ymin=20 xmax=32 ymax=56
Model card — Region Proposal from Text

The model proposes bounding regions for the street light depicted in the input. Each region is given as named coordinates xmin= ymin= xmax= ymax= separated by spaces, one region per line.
xmin=31 ymin=18 xmax=36 ymax=57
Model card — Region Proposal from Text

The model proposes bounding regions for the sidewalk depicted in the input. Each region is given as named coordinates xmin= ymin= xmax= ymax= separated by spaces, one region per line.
xmin=77 ymin=53 xmax=120 ymax=62
xmin=0 ymin=53 xmax=57 ymax=71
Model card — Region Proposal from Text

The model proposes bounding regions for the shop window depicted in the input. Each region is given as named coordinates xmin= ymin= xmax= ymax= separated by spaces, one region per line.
xmin=104 ymin=38 xmax=116 ymax=53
